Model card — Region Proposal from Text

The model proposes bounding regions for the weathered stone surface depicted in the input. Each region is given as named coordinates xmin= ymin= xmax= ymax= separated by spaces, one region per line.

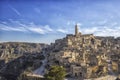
xmin=47 ymin=25 xmax=120 ymax=79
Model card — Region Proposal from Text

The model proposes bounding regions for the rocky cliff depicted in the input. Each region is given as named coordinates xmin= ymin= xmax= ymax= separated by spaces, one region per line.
xmin=0 ymin=42 xmax=47 ymax=80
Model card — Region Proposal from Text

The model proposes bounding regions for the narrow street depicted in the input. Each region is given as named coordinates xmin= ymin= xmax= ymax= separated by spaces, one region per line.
xmin=32 ymin=50 xmax=47 ymax=77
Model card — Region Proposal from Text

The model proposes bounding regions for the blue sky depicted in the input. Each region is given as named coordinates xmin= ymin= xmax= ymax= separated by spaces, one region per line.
xmin=0 ymin=0 xmax=120 ymax=44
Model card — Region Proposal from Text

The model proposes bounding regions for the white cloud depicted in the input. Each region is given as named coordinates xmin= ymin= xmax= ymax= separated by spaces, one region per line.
xmin=0 ymin=25 xmax=26 ymax=32
xmin=1 ymin=21 xmax=7 ymax=24
xmin=28 ymin=27 xmax=45 ymax=34
xmin=77 ymin=23 xmax=82 ymax=26
xmin=80 ymin=26 xmax=120 ymax=37
xmin=111 ymin=22 xmax=118 ymax=26
xmin=44 ymin=25 xmax=53 ymax=31
xmin=57 ymin=29 xmax=67 ymax=33
xmin=9 ymin=5 xmax=21 ymax=16
xmin=0 ymin=21 xmax=53 ymax=34
xmin=82 ymin=27 xmax=98 ymax=33
xmin=0 ymin=20 xmax=120 ymax=37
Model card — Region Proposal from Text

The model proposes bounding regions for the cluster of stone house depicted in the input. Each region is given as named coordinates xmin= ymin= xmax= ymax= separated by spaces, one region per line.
xmin=47 ymin=24 xmax=120 ymax=79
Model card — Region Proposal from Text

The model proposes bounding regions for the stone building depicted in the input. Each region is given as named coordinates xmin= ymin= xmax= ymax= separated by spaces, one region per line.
xmin=70 ymin=65 xmax=86 ymax=78
xmin=47 ymin=24 xmax=120 ymax=79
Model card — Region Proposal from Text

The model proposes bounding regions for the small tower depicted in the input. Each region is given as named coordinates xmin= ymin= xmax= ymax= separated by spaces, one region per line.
xmin=75 ymin=24 xmax=79 ymax=36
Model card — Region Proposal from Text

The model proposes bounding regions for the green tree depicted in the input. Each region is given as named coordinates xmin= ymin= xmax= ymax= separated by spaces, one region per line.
xmin=44 ymin=65 xmax=66 ymax=80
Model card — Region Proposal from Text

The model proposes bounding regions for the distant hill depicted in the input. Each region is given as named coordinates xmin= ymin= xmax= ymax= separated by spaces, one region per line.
xmin=0 ymin=42 xmax=47 ymax=62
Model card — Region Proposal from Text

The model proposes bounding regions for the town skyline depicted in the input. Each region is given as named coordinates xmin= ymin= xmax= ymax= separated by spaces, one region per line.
xmin=0 ymin=0 xmax=120 ymax=44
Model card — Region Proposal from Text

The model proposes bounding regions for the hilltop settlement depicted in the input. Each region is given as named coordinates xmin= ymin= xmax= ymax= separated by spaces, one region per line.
xmin=0 ymin=25 xmax=120 ymax=80
xmin=46 ymin=25 xmax=120 ymax=79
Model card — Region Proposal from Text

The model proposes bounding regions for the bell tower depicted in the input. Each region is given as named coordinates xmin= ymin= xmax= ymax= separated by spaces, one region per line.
xmin=75 ymin=24 xmax=79 ymax=36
